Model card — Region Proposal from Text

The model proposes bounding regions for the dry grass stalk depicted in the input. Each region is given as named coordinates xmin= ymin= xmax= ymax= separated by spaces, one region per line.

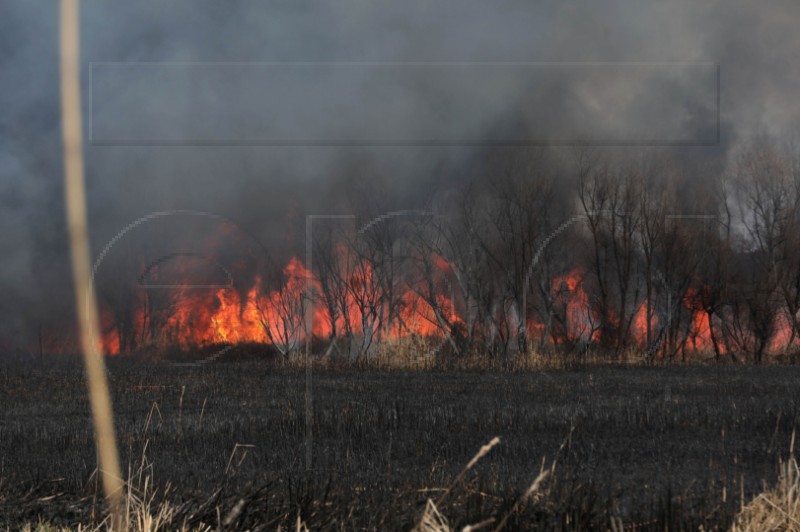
xmin=491 ymin=462 xmax=551 ymax=532
xmin=412 ymin=435 xmax=554 ymax=532
xmin=295 ymin=514 xmax=310 ymax=531
xmin=412 ymin=437 xmax=501 ymax=532
xmin=225 ymin=444 xmax=256 ymax=477
xmin=414 ymin=499 xmax=451 ymax=532
xmin=436 ymin=437 xmax=501 ymax=507
xmin=733 ymin=433 xmax=800 ymax=531
xmin=142 ymin=402 xmax=163 ymax=435
xmin=59 ymin=0 xmax=124 ymax=528
xmin=462 ymin=517 xmax=497 ymax=531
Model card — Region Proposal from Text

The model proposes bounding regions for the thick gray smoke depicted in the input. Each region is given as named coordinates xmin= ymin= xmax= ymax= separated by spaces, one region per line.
xmin=1 ymin=0 xmax=799 ymax=351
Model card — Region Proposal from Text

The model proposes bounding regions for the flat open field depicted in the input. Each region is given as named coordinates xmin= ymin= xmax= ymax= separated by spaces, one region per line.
xmin=1 ymin=358 xmax=799 ymax=530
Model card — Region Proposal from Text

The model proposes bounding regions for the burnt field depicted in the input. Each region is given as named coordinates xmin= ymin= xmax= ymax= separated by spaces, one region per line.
xmin=0 ymin=358 xmax=799 ymax=530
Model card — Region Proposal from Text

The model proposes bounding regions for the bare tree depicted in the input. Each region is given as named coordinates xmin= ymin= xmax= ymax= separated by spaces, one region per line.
xmin=312 ymin=223 xmax=355 ymax=358
xmin=733 ymin=145 xmax=791 ymax=362
xmin=254 ymin=259 xmax=308 ymax=357
xmin=404 ymin=216 xmax=463 ymax=355
xmin=464 ymin=149 xmax=564 ymax=356
xmin=577 ymin=154 xmax=643 ymax=356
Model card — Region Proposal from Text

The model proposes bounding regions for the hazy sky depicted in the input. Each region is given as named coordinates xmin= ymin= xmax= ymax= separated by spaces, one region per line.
xmin=1 ymin=1 xmax=799 ymax=349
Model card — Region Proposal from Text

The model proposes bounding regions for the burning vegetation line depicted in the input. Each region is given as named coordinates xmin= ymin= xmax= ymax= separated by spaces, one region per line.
xmin=60 ymin=0 xmax=125 ymax=528
xmin=69 ymin=146 xmax=800 ymax=362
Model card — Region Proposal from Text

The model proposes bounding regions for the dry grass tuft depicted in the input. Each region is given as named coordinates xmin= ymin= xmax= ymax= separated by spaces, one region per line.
xmin=734 ymin=434 xmax=800 ymax=532
xmin=412 ymin=436 xmax=555 ymax=532
xmin=414 ymin=499 xmax=451 ymax=532
xmin=413 ymin=437 xmax=502 ymax=532
xmin=372 ymin=336 xmax=441 ymax=369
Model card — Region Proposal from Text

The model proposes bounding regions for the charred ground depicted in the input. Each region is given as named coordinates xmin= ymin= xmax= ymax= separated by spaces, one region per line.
xmin=0 ymin=357 xmax=798 ymax=529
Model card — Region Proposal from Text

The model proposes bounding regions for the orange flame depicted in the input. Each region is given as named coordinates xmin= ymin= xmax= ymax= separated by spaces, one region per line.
xmin=101 ymin=253 xmax=462 ymax=354
xmin=97 ymin=253 xmax=800 ymax=359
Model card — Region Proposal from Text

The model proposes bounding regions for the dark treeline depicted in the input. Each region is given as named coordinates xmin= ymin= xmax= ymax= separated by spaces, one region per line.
xmin=72 ymin=141 xmax=800 ymax=364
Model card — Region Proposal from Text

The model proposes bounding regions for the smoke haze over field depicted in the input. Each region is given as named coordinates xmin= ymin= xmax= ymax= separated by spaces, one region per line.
xmin=1 ymin=1 xmax=800 ymax=351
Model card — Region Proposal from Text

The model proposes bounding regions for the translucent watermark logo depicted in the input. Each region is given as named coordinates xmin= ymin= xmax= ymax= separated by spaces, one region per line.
xmin=91 ymin=209 xmax=270 ymax=363
xmin=303 ymin=210 xmax=464 ymax=469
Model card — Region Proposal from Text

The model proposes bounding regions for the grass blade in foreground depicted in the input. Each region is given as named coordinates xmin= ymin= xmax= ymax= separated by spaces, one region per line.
xmin=60 ymin=0 xmax=125 ymax=527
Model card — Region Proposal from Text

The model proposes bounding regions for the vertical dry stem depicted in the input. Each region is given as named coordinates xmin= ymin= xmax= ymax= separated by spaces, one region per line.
xmin=60 ymin=0 xmax=125 ymax=527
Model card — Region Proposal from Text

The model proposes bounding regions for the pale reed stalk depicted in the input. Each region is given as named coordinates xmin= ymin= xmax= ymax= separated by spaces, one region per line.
xmin=60 ymin=0 xmax=125 ymax=528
